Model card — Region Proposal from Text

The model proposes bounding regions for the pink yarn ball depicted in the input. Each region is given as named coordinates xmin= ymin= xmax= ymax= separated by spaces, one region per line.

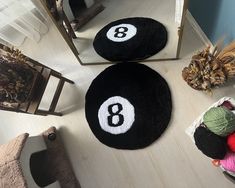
xmin=220 ymin=152 xmax=235 ymax=172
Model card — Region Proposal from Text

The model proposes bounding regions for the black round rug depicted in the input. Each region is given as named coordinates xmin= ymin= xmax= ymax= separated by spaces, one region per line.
xmin=93 ymin=17 xmax=168 ymax=62
xmin=85 ymin=63 xmax=172 ymax=149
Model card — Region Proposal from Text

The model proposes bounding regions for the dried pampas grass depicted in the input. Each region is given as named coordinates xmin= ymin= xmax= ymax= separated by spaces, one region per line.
xmin=182 ymin=41 xmax=235 ymax=93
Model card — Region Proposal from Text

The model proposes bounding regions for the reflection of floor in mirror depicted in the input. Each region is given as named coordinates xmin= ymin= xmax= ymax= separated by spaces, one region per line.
xmin=74 ymin=0 xmax=179 ymax=64
xmin=2 ymin=14 xmax=235 ymax=188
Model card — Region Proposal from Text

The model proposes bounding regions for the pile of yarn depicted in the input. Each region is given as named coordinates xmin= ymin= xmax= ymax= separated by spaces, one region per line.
xmin=194 ymin=101 xmax=235 ymax=173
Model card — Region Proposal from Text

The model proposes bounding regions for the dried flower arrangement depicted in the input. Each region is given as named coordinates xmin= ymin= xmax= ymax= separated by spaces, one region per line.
xmin=182 ymin=41 xmax=235 ymax=93
xmin=0 ymin=48 xmax=36 ymax=104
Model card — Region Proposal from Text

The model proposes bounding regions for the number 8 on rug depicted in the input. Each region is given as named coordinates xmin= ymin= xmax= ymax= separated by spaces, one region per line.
xmin=106 ymin=24 xmax=137 ymax=42
xmin=98 ymin=96 xmax=135 ymax=135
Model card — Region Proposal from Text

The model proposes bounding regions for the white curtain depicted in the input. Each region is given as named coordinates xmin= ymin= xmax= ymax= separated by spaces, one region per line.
xmin=0 ymin=0 xmax=49 ymax=46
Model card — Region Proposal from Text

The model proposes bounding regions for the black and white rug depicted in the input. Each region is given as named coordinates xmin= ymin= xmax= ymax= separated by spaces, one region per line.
xmin=85 ymin=63 xmax=172 ymax=149
xmin=93 ymin=17 xmax=168 ymax=62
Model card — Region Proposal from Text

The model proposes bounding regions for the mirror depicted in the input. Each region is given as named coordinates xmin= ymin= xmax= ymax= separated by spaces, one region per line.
xmin=0 ymin=0 xmax=188 ymax=65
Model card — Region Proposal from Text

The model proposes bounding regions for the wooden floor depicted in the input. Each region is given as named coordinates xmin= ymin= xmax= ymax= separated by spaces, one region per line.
xmin=73 ymin=0 xmax=179 ymax=64
xmin=1 ymin=15 xmax=235 ymax=188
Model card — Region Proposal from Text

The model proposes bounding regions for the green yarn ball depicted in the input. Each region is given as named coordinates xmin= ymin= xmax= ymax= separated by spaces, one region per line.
xmin=203 ymin=107 xmax=235 ymax=136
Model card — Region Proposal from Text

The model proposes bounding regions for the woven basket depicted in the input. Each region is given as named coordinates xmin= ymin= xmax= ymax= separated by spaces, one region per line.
xmin=185 ymin=97 xmax=235 ymax=177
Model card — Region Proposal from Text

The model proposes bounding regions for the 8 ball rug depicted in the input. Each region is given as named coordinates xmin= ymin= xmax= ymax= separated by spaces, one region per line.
xmin=85 ymin=63 xmax=172 ymax=149
xmin=93 ymin=17 xmax=168 ymax=62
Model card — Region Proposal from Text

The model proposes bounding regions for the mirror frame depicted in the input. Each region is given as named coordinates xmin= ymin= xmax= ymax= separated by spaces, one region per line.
xmin=39 ymin=0 xmax=188 ymax=65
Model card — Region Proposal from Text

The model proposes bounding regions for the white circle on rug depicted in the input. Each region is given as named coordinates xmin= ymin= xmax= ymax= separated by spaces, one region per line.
xmin=98 ymin=96 xmax=135 ymax=135
xmin=106 ymin=24 xmax=137 ymax=42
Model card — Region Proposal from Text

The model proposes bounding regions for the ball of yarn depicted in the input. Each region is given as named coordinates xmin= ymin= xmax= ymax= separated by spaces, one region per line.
xmin=220 ymin=101 xmax=234 ymax=110
xmin=194 ymin=126 xmax=227 ymax=159
xmin=220 ymin=152 xmax=235 ymax=172
xmin=227 ymin=132 xmax=235 ymax=152
xmin=203 ymin=107 xmax=235 ymax=136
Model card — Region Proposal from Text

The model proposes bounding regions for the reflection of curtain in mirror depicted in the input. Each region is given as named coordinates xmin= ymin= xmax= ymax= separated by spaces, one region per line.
xmin=0 ymin=0 xmax=49 ymax=46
